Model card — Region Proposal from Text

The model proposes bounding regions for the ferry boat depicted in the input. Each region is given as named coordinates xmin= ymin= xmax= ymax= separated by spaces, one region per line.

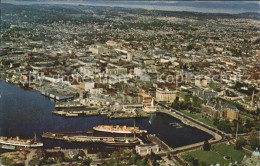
xmin=0 ymin=136 xmax=43 ymax=148
xmin=93 ymin=125 xmax=147 ymax=134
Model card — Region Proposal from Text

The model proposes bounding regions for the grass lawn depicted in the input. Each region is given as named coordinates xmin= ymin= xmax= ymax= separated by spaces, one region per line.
xmin=186 ymin=149 xmax=229 ymax=165
xmin=179 ymin=110 xmax=217 ymax=128
xmin=183 ymin=143 xmax=248 ymax=165
xmin=213 ymin=144 xmax=247 ymax=162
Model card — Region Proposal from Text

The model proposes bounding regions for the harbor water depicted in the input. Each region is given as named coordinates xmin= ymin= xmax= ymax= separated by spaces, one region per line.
xmin=0 ymin=80 xmax=211 ymax=149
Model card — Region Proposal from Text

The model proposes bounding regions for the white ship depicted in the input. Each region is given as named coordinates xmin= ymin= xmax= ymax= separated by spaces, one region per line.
xmin=0 ymin=136 xmax=43 ymax=148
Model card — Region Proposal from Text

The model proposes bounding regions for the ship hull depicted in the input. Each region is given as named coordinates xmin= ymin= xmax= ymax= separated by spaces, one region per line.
xmin=0 ymin=141 xmax=43 ymax=148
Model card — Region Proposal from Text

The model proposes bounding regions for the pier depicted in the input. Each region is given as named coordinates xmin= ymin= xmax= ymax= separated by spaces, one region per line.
xmin=41 ymin=132 xmax=144 ymax=147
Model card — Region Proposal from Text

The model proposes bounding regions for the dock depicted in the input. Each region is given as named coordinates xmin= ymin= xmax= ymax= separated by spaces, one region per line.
xmin=169 ymin=122 xmax=183 ymax=128
xmin=42 ymin=132 xmax=142 ymax=147
xmin=53 ymin=107 xmax=100 ymax=117
xmin=146 ymin=134 xmax=173 ymax=152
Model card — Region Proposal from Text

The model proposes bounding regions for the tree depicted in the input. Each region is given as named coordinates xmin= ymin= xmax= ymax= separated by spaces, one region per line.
xmin=201 ymin=161 xmax=207 ymax=166
xmin=217 ymin=120 xmax=232 ymax=133
xmin=248 ymin=129 xmax=260 ymax=149
xmin=203 ymin=140 xmax=211 ymax=151
xmin=191 ymin=96 xmax=202 ymax=109
xmin=130 ymin=151 xmax=140 ymax=165
xmin=80 ymin=158 xmax=92 ymax=166
xmin=111 ymin=151 xmax=121 ymax=163
xmin=245 ymin=119 xmax=253 ymax=129
xmin=213 ymin=117 xmax=219 ymax=126
xmin=235 ymin=139 xmax=243 ymax=150
xmin=171 ymin=98 xmax=180 ymax=110
xmin=1 ymin=157 xmax=13 ymax=165
xmin=182 ymin=153 xmax=194 ymax=163
xmin=192 ymin=158 xmax=199 ymax=166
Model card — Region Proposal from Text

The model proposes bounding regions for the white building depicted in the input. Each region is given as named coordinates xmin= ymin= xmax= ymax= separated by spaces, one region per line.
xmin=136 ymin=144 xmax=159 ymax=156
xmin=156 ymin=88 xmax=176 ymax=103
xmin=84 ymin=82 xmax=95 ymax=91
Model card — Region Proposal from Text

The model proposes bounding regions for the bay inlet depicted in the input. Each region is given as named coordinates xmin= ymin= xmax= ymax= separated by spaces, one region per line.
xmin=0 ymin=80 xmax=212 ymax=149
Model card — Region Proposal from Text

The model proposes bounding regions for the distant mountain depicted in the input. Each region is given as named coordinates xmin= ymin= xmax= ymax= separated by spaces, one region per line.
xmin=167 ymin=1 xmax=260 ymax=10
xmin=3 ymin=1 xmax=259 ymax=11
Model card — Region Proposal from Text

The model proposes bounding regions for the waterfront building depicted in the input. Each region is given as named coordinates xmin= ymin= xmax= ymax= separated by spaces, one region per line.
xmin=156 ymin=88 xmax=176 ymax=103
xmin=135 ymin=144 xmax=159 ymax=156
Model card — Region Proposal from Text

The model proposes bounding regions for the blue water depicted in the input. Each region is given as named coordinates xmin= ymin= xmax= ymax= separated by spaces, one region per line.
xmin=1 ymin=1 xmax=260 ymax=14
xmin=0 ymin=80 xmax=212 ymax=148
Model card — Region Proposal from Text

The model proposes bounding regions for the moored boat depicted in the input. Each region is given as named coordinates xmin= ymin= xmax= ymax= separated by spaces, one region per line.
xmin=0 ymin=136 xmax=43 ymax=148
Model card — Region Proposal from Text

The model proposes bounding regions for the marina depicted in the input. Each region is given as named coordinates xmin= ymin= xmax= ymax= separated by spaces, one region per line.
xmin=0 ymin=80 xmax=212 ymax=149
xmin=42 ymin=132 xmax=143 ymax=147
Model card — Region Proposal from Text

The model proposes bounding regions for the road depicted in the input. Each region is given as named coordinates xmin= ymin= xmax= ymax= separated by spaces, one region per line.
xmin=25 ymin=149 xmax=36 ymax=166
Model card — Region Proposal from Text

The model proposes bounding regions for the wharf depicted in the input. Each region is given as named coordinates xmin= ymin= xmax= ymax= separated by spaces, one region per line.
xmin=53 ymin=107 xmax=100 ymax=117
xmin=147 ymin=134 xmax=173 ymax=152
xmin=107 ymin=110 xmax=148 ymax=119
xmin=41 ymin=132 xmax=142 ymax=147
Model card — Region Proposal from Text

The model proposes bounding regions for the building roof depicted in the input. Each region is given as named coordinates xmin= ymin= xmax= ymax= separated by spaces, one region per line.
xmin=252 ymin=148 xmax=260 ymax=157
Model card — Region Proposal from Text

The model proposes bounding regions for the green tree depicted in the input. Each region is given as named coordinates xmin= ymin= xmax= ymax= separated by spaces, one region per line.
xmin=192 ymin=158 xmax=199 ymax=166
xmin=235 ymin=139 xmax=243 ymax=150
xmin=97 ymin=152 xmax=108 ymax=159
xmin=213 ymin=117 xmax=220 ymax=126
xmin=171 ymin=98 xmax=180 ymax=110
xmin=245 ymin=119 xmax=253 ymax=129
xmin=248 ymin=129 xmax=260 ymax=149
xmin=201 ymin=161 xmax=207 ymax=166
xmin=111 ymin=151 xmax=121 ymax=163
xmin=182 ymin=153 xmax=194 ymax=163
xmin=1 ymin=157 xmax=13 ymax=165
xmin=217 ymin=120 xmax=232 ymax=133
xmin=130 ymin=151 xmax=140 ymax=165
xmin=203 ymin=140 xmax=211 ymax=151
xmin=80 ymin=158 xmax=92 ymax=166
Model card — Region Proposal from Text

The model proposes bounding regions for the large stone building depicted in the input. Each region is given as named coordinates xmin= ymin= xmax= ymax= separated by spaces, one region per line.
xmin=202 ymin=98 xmax=239 ymax=121
xmin=156 ymin=88 xmax=176 ymax=103
xmin=135 ymin=144 xmax=159 ymax=156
